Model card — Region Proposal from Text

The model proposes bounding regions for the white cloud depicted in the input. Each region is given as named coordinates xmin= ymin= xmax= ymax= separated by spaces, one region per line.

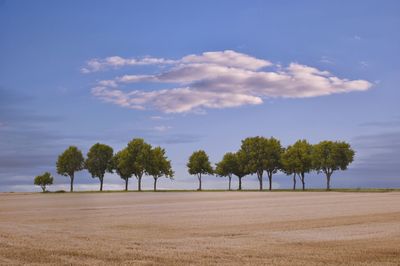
xmin=87 ymin=50 xmax=373 ymax=113
xmin=181 ymin=50 xmax=271 ymax=70
xmin=81 ymin=56 xmax=176 ymax=73
xmin=154 ymin=125 xmax=172 ymax=132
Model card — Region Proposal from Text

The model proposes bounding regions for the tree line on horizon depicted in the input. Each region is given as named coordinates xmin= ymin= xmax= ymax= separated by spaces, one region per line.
xmin=34 ymin=137 xmax=354 ymax=192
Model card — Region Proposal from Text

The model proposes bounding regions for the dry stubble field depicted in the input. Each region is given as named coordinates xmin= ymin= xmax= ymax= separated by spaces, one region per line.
xmin=0 ymin=191 xmax=399 ymax=265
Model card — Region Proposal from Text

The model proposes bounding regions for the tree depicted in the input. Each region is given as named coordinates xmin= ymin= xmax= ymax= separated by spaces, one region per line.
xmin=312 ymin=141 xmax=355 ymax=190
xmin=113 ymin=150 xmax=133 ymax=191
xmin=238 ymin=137 xmax=282 ymax=191
xmin=85 ymin=143 xmax=114 ymax=191
xmin=281 ymin=140 xmax=313 ymax=190
xmin=34 ymin=172 xmax=53 ymax=192
xmin=116 ymin=138 xmax=152 ymax=191
xmin=215 ymin=152 xmax=237 ymax=190
xmin=147 ymin=146 xmax=174 ymax=191
xmin=56 ymin=146 xmax=84 ymax=192
xmin=232 ymin=152 xmax=249 ymax=190
xmin=281 ymin=147 xmax=298 ymax=190
xmin=187 ymin=150 xmax=213 ymax=191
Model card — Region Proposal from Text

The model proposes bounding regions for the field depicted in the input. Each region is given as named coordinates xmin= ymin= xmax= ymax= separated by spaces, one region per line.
xmin=0 ymin=191 xmax=399 ymax=265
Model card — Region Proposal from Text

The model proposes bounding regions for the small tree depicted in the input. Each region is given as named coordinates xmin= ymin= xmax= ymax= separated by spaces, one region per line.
xmin=215 ymin=152 xmax=237 ymax=190
xmin=312 ymin=141 xmax=355 ymax=190
xmin=187 ymin=150 xmax=213 ymax=191
xmin=147 ymin=146 xmax=174 ymax=191
xmin=34 ymin=172 xmax=53 ymax=192
xmin=85 ymin=143 xmax=114 ymax=191
xmin=113 ymin=150 xmax=133 ymax=191
xmin=56 ymin=146 xmax=84 ymax=192
xmin=281 ymin=140 xmax=313 ymax=190
xmin=239 ymin=137 xmax=282 ymax=190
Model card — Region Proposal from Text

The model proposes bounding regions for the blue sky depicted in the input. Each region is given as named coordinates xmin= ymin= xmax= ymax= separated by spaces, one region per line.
xmin=0 ymin=0 xmax=399 ymax=191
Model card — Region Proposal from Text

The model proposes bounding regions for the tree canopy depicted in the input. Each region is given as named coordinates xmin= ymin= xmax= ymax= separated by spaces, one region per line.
xmin=281 ymin=139 xmax=313 ymax=190
xmin=147 ymin=146 xmax=174 ymax=191
xmin=34 ymin=172 xmax=53 ymax=192
xmin=113 ymin=150 xmax=133 ymax=191
xmin=56 ymin=146 xmax=84 ymax=192
xmin=215 ymin=152 xmax=237 ymax=190
xmin=312 ymin=140 xmax=355 ymax=190
xmin=239 ymin=137 xmax=282 ymax=190
xmin=85 ymin=143 xmax=114 ymax=191
xmin=118 ymin=138 xmax=152 ymax=191
xmin=187 ymin=150 xmax=213 ymax=190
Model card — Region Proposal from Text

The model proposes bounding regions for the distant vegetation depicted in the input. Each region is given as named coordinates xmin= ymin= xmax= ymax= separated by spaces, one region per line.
xmin=34 ymin=137 xmax=355 ymax=192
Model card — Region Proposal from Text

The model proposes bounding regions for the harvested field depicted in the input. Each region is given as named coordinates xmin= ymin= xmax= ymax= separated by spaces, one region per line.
xmin=0 ymin=191 xmax=399 ymax=265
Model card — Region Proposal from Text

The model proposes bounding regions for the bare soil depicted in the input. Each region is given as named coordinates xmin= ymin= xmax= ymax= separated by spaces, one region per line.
xmin=0 ymin=191 xmax=399 ymax=265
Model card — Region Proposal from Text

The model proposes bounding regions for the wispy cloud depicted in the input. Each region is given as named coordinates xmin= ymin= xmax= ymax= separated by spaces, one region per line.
xmin=153 ymin=125 xmax=172 ymax=132
xmin=81 ymin=56 xmax=176 ymax=73
xmin=85 ymin=50 xmax=373 ymax=113
xmin=320 ymin=56 xmax=335 ymax=64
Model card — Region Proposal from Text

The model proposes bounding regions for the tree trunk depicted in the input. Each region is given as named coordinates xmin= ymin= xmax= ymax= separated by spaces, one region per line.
xmin=268 ymin=172 xmax=272 ymax=191
xmin=326 ymin=172 xmax=331 ymax=191
xmin=138 ymin=176 xmax=142 ymax=191
xmin=41 ymin=185 xmax=46 ymax=192
xmin=100 ymin=177 xmax=103 ymax=192
xmin=228 ymin=175 xmax=232 ymax=191
xmin=257 ymin=171 xmax=263 ymax=191
xmin=301 ymin=173 xmax=305 ymax=191
xmin=70 ymin=173 xmax=74 ymax=192
xmin=154 ymin=177 xmax=157 ymax=191
xmin=197 ymin=174 xmax=202 ymax=191
xmin=125 ymin=178 xmax=129 ymax=191
xmin=238 ymin=177 xmax=242 ymax=190
xmin=292 ymin=173 xmax=296 ymax=190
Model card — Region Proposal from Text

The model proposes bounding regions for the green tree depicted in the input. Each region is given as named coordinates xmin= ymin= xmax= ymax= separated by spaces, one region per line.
xmin=187 ymin=150 xmax=213 ymax=191
xmin=85 ymin=143 xmax=114 ymax=191
xmin=281 ymin=147 xmax=298 ymax=190
xmin=239 ymin=137 xmax=282 ymax=191
xmin=56 ymin=146 xmax=84 ymax=192
xmin=312 ymin=141 xmax=355 ymax=190
xmin=215 ymin=152 xmax=237 ymax=190
xmin=34 ymin=172 xmax=53 ymax=192
xmin=232 ymin=152 xmax=249 ymax=190
xmin=281 ymin=140 xmax=313 ymax=190
xmin=147 ymin=146 xmax=174 ymax=191
xmin=118 ymin=138 xmax=152 ymax=191
xmin=113 ymin=150 xmax=132 ymax=191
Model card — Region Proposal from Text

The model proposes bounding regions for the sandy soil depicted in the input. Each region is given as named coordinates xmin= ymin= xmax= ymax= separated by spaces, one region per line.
xmin=0 ymin=191 xmax=399 ymax=265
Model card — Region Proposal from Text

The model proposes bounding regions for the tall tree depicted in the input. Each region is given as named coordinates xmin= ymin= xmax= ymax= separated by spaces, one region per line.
xmin=147 ymin=146 xmax=174 ymax=191
xmin=56 ymin=146 xmax=84 ymax=192
xmin=232 ymin=152 xmax=249 ymax=190
xmin=239 ymin=137 xmax=282 ymax=190
xmin=187 ymin=150 xmax=213 ymax=191
xmin=281 ymin=148 xmax=298 ymax=190
xmin=85 ymin=143 xmax=114 ymax=191
xmin=215 ymin=152 xmax=237 ymax=190
xmin=312 ymin=141 xmax=355 ymax=190
xmin=123 ymin=138 xmax=152 ymax=191
xmin=34 ymin=172 xmax=53 ymax=192
xmin=113 ymin=150 xmax=133 ymax=191
xmin=281 ymin=140 xmax=313 ymax=190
